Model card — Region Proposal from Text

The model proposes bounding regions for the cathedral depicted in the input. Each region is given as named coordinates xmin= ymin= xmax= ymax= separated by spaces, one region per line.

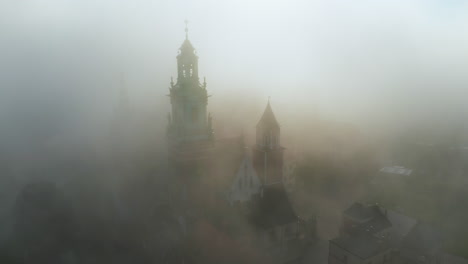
xmin=163 ymin=25 xmax=315 ymax=263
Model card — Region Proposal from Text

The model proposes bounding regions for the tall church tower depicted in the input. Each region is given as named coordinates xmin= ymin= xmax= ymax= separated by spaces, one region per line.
xmin=252 ymin=101 xmax=284 ymax=185
xmin=167 ymin=22 xmax=214 ymax=166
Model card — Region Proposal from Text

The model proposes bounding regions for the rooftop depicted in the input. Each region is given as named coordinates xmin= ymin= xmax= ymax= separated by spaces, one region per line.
xmin=379 ymin=166 xmax=412 ymax=176
xmin=344 ymin=203 xmax=392 ymax=234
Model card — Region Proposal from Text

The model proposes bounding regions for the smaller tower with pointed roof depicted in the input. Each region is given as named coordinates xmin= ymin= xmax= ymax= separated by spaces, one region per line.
xmin=252 ymin=100 xmax=285 ymax=185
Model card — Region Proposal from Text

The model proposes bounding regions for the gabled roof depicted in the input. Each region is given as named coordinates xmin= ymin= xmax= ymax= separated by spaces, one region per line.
xmin=257 ymin=102 xmax=280 ymax=130
xmin=249 ymin=184 xmax=298 ymax=229
xmin=228 ymin=153 xmax=262 ymax=203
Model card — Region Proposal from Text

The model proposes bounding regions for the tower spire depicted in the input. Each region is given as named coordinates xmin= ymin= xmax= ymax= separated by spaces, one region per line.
xmin=252 ymin=101 xmax=284 ymax=185
xmin=168 ymin=24 xmax=213 ymax=145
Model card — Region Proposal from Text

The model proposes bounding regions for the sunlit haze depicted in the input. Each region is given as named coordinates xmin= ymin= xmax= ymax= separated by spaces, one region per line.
xmin=2 ymin=1 xmax=468 ymax=263
xmin=2 ymin=0 xmax=468 ymax=130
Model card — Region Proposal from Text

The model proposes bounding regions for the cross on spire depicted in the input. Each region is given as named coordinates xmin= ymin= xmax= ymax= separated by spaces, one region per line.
xmin=184 ymin=19 xmax=189 ymax=40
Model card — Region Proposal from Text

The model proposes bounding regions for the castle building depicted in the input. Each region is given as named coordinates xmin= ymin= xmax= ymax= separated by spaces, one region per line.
xmin=163 ymin=24 xmax=314 ymax=263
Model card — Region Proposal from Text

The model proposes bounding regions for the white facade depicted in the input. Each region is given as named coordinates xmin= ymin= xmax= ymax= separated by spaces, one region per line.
xmin=227 ymin=154 xmax=262 ymax=204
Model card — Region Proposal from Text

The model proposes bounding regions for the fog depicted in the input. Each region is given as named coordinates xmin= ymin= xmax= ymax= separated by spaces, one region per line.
xmin=3 ymin=0 xmax=468 ymax=126
xmin=1 ymin=0 xmax=468 ymax=263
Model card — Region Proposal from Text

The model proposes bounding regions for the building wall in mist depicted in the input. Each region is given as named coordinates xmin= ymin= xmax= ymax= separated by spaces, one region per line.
xmin=263 ymin=222 xmax=300 ymax=248
xmin=329 ymin=242 xmax=392 ymax=264
xmin=252 ymin=147 xmax=284 ymax=185
xmin=329 ymin=243 xmax=362 ymax=264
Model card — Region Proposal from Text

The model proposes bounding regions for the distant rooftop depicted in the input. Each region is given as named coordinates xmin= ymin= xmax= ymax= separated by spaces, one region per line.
xmin=343 ymin=203 xmax=392 ymax=233
xmin=341 ymin=202 xmax=444 ymax=262
xmin=379 ymin=166 xmax=412 ymax=176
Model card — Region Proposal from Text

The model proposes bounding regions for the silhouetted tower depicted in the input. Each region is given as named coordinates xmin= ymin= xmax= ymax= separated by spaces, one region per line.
xmin=167 ymin=22 xmax=213 ymax=159
xmin=252 ymin=100 xmax=284 ymax=185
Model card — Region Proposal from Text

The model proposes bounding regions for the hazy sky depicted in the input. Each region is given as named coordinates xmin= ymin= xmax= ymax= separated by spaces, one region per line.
xmin=1 ymin=0 xmax=468 ymax=140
